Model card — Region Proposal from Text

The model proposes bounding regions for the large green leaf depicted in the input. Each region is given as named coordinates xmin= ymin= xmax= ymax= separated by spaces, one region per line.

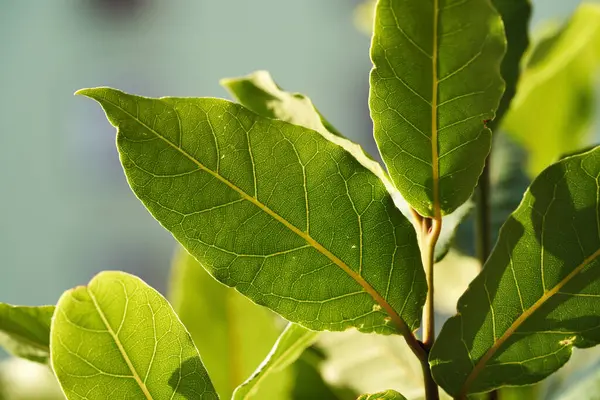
xmin=357 ymin=390 xmax=407 ymax=400
xmin=51 ymin=271 xmax=217 ymax=399
xmin=489 ymin=0 xmax=531 ymax=128
xmin=169 ymin=247 xmax=291 ymax=399
xmin=430 ymin=146 xmax=600 ymax=396
xmin=0 ymin=304 xmax=54 ymax=364
xmin=503 ymin=3 xmax=600 ymax=176
xmin=221 ymin=70 xmax=471 ymax=262
xmin=77 ymin=88 xmax=425 ymax=338
xmin=233 ymin=323 xmax=318 ymax=400
xmin=369 ymin=0 xmax=506 ymax=217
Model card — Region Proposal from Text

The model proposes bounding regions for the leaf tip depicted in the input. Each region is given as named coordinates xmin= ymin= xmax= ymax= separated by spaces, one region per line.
xmin=74 ymin=88 xmax=95 ymax=97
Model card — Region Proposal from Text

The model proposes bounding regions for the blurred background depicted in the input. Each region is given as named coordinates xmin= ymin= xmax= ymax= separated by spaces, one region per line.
xmin=0 ymin=0 xmax=598 ymax=359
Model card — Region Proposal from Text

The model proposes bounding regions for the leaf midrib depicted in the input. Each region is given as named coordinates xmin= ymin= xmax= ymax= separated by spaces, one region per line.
xmin=87 ymin=287 xmax=153 ymax=400
xmin=460 ymin=247 xmax=600 ymax=396
xmin=431 ymin=0 xmax=441 ymax=219
xmin=105 ymin=97 xmax=412 ymax=338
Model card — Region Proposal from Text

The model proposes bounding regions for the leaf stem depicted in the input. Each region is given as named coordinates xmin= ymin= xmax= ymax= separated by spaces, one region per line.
xmin=413 ymin=209 xmax=442 ymax=400
xmin=421 ymin=216 xmax=442 ymax=348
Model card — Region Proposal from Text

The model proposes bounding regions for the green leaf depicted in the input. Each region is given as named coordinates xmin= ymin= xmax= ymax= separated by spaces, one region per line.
xmin=233 ymin=323 xmax=318 ymax=400
xmin=357 ymin=390 xmax=407 ymax=400
xmin=489 ymin=0 xmax=531 ymax=128
xmin=221 ymin=70 xmax=469 ymax=262
xmin=430 ymin=146 xmax=600 ymax=396
xmin=169 ymin=247 xmax=292 ymax=399
xmin=221 ymin=70 xmax=343 ymax=138
xmin=50 ymin=271 xmax=217 ymax=400
xmin=0 ymin=304 xmax=54 ymax=364
xmin=369 ymin=0 xmax=506 ymax=217
xmin=77 ymin=87 xmax=425 ymax=337
xmin=503 ymin=4 xmax=600 ymax=176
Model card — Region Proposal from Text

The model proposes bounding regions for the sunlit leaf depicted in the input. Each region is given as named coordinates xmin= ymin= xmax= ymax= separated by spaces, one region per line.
xmin=221 ymin=70 xmax=469 ymax=262
xmin=51 ymin=271 xmax=217 ymax=399
xmin=503 ymin=3 xmax=600 ymax=176
xmin=232 ymin=323 xmax=318 ymax=400
xmin=0 ymin=304 xmax=54 ymax=364
xmin=430 ymin=146 xmax=600 ymax=395
xmin=169 ymin=247 xmax=291 ymax=399
xmin=77 ymin=87 xmax=425 ymax=339
xmin=369 ymin=0 xmax=506 ymax=217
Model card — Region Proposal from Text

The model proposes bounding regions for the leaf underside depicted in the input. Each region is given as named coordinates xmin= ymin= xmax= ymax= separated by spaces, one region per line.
xmin=0 ymin=304 xmax=54 ymax=364
xmin=221 ymin=70 xmax=470 ymax=263
xmin=78 ymin=87 xmax=425 ymax=336
xmin=430 ymin=147 xmax=600 ymax=396
xmin=370 ymin=0 xmax=506 ymax=217
xmin=51 ymin=271 xmax=217 ymax=399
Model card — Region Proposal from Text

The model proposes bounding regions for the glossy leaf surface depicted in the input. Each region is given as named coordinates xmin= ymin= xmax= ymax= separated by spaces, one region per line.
xmin=169 ymin=247 xmax=291 ymax=399
xmin=369 ymin=0 xmax=506 ymax=217
xmin=233 ymin=323 xmax=318 ymax=400
xmin=503 ymin=4 xmax=600 ymax=176
xmin=0 ymin=304 xmax=54 ymax=364
xmin=78 ymin=87 xmax=425 ymax=336
xmin=430 ymin=147 xmax=600 ymax=395
xmin=51 ymin=271 xmax=217 ymax=399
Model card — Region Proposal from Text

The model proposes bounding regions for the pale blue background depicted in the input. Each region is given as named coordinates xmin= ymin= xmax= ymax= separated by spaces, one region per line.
xmin=0 ymin=0 xmax=594 ymax=312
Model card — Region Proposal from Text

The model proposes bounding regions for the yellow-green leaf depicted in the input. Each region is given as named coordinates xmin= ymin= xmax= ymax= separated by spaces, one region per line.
xmin=357 ymin=390 xmax=407 ymax=400
xmin=51 ymin=271 xmax=217 ymax=400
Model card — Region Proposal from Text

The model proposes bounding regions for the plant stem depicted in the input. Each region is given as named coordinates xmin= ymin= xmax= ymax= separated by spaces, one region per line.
xmin=413 ymin=211 xmax=443 ymax=400
xmin=421 ymin=217 xmax=442 ymax=348
xmin=420 ymin=355 xmax=440 ymax=400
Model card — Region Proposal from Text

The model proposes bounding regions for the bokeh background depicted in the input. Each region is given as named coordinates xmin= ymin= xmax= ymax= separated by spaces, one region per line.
xmin=0 ymin=0 xmax=597 ymax=350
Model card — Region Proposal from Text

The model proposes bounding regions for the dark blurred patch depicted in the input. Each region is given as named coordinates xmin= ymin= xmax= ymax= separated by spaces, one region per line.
xmin=85 ymin=0 xmax=149 ymax=19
